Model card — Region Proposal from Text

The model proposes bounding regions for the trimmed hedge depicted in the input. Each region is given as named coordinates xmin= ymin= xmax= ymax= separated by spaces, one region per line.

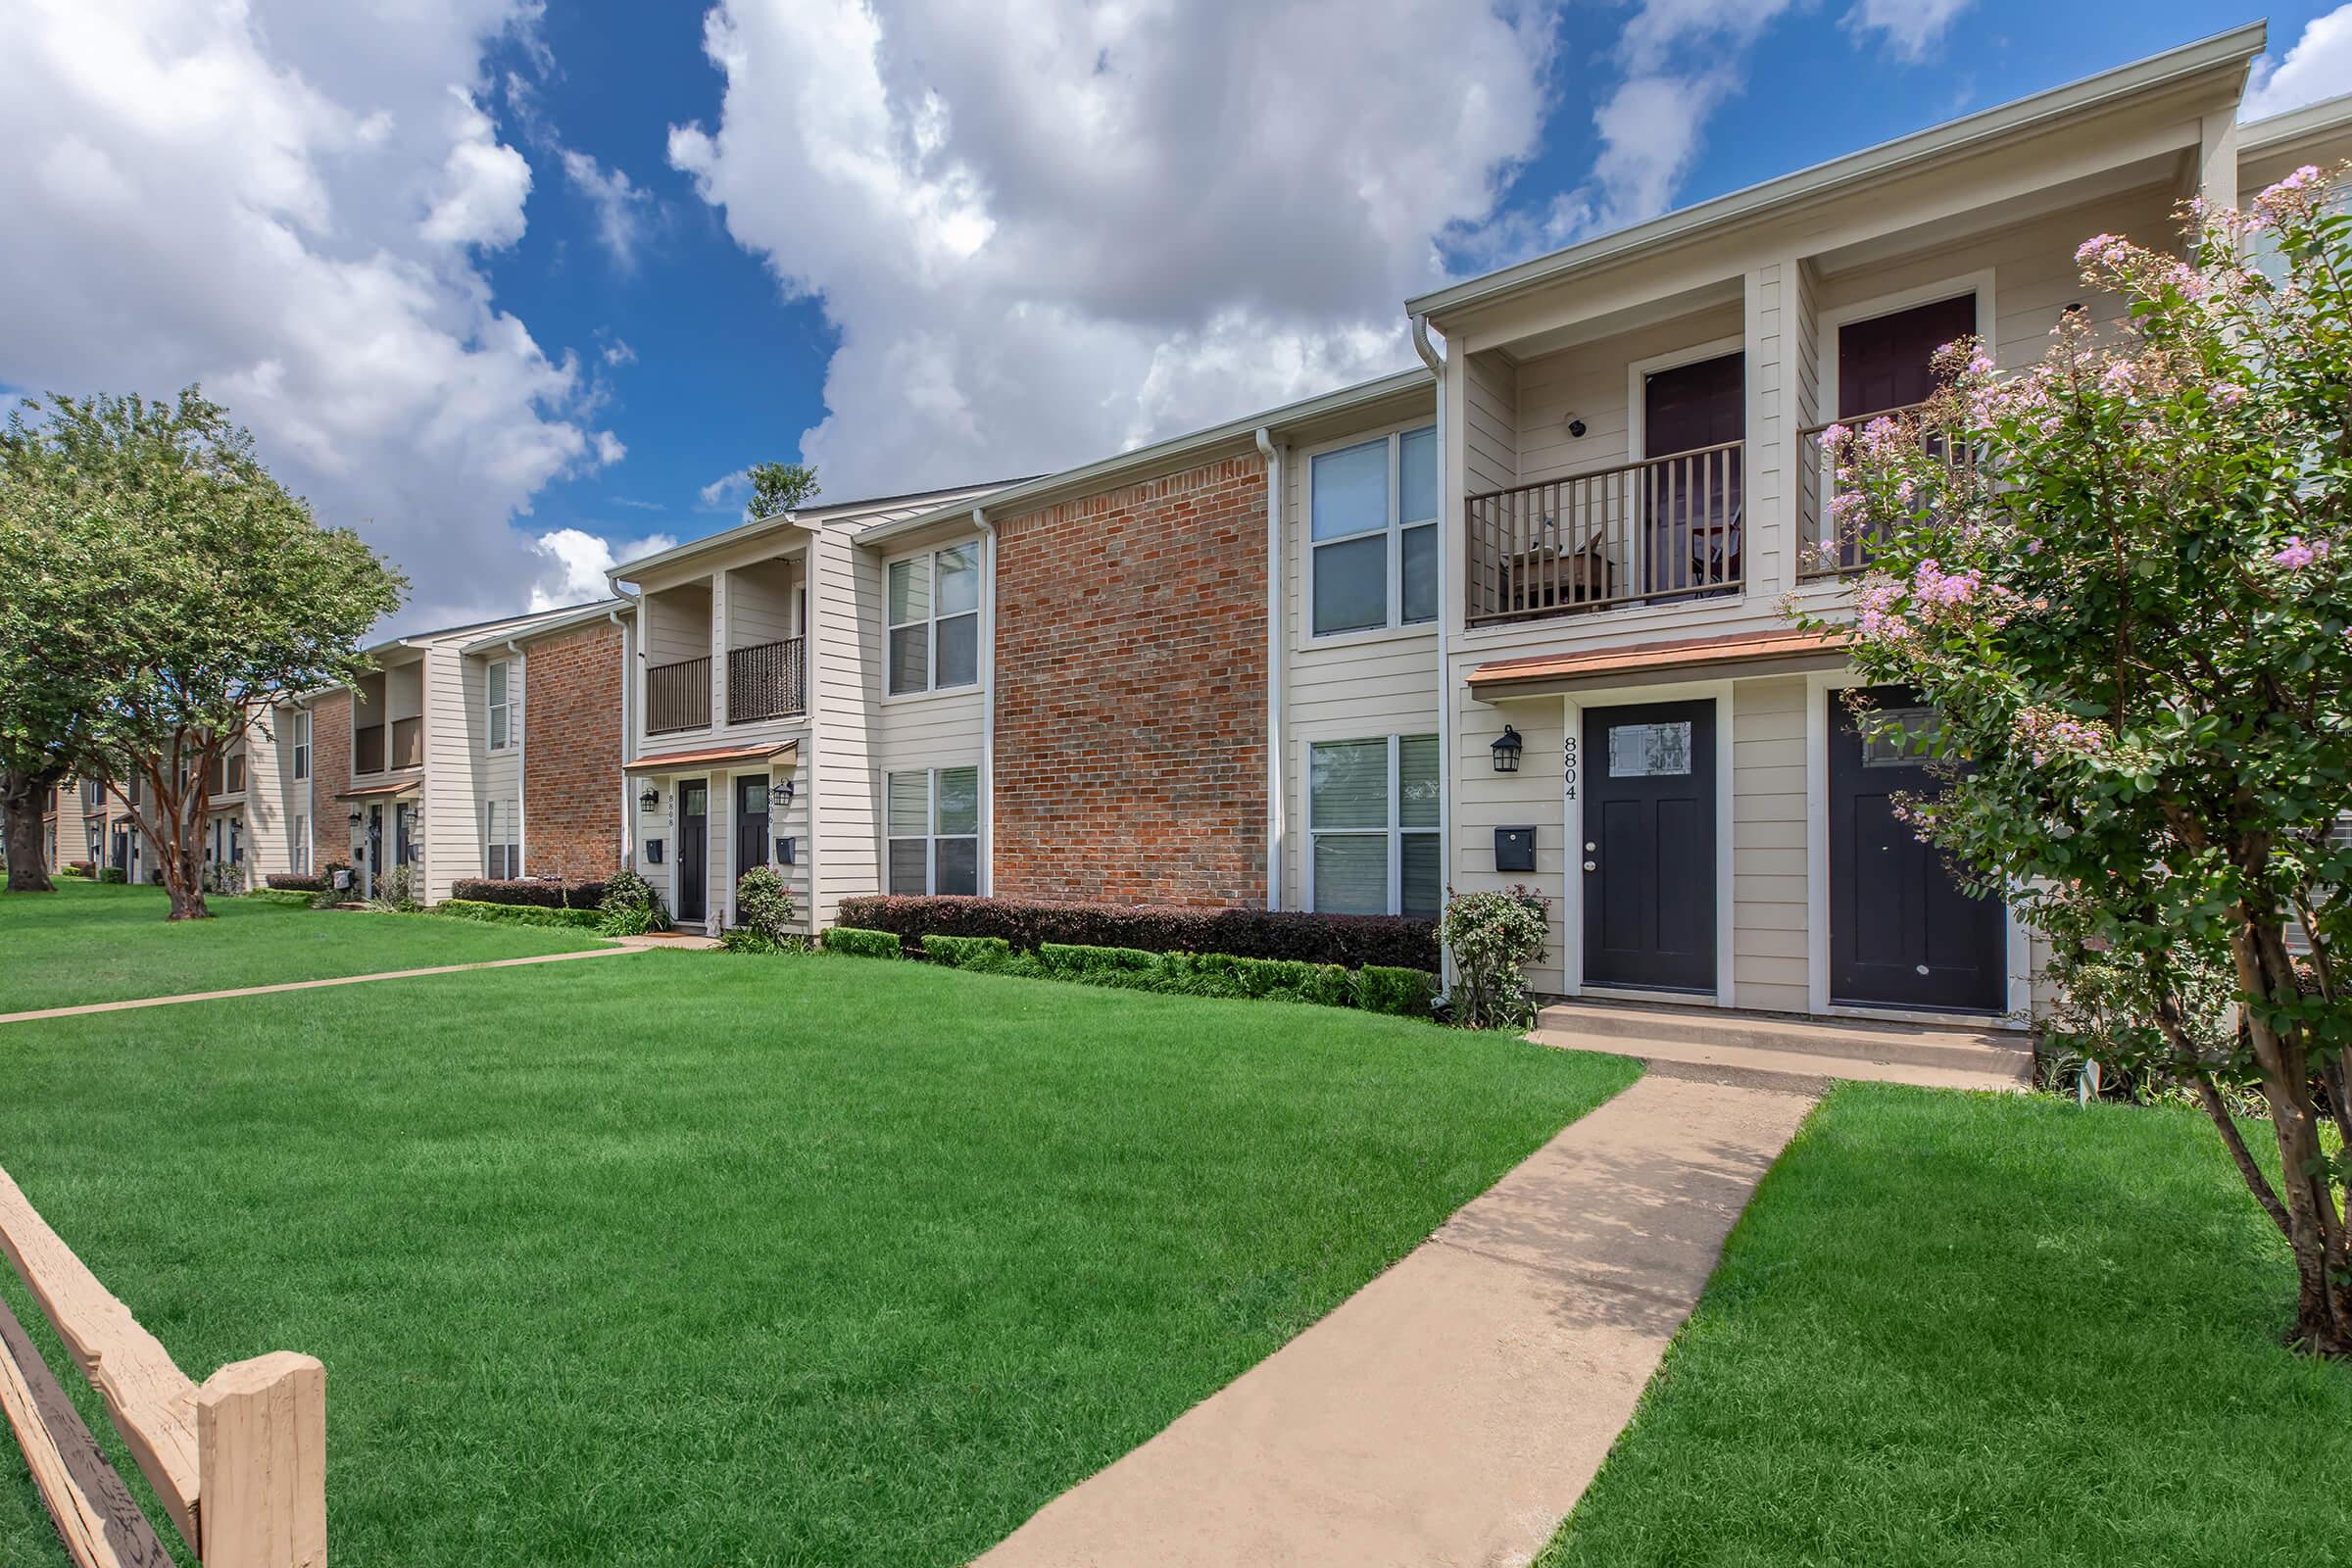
xmin=266 ymin=872 xmax=327 ymax=893
xmin=820 ymin=926 xmax=902 ymax=958
xmin=836 ymin=896 xmax=1438 ymax=972
xmin=97 ymin=866 xmax=127 ymax=884
xmin=66 ymin=860 xmax=93 ymax=878
xmin=450 ymin=878 xmax=609 ymax=910
xmin=243 ymin=889 xmax=317 ymax=907
xmin=434 ymin=899 xmax=606 ymax=930
xmin=914 ymin=932 xmax=1436 ymax=1020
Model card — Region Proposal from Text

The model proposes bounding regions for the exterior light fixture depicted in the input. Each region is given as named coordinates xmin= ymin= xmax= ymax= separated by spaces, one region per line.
xmin=346 ymin=809 xmax=363 ymax=825
xmin=1492 ymin=724 xmax=1524 ymax=773
xmin=639 ymin=784 xmax=660 ymax=811
xmin=1567 ymin=417 xmax=1588 ymax=438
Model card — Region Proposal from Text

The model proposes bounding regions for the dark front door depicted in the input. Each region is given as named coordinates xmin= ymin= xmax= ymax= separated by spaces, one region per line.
xmin=734 ymin=776 xmax=770 ymax=892
xmin=1828 ymin=688 xmax=2005 ymax=1012
xmin=1583 ymin=700 xmax=1717 ymax=994
xmin=1642 ymin=352 xmax=1743 ymax=595
xmin=366 ymin=805 xmax=384 ymax=896
xmin=1838 ymin=293 xmax=1976 ymax=419
xmin=677 ymin=780 xmax=709 ymax=923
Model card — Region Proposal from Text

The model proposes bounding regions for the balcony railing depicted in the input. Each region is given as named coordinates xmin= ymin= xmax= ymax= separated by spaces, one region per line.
xmin=647 ymin=656 xmax=711 ymax=735
xmin=1466 ymin=440 xmax=1743 ymax=626
xmin=726 ymin=637 xmax=806 ymax=724
xmin=1797 ymin=402 xmax=1974 ymax=580
xmin=354 ymin=724 xmax=385 ymax=774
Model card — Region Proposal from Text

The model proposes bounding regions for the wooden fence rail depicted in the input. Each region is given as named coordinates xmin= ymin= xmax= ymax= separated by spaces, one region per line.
xmin=0 ymin=1163 xmax=323 ymax=1568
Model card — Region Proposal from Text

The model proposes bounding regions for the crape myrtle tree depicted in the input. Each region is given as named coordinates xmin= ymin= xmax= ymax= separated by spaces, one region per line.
xmin=0 ymin=389 xmax=405 ymax=920
xmin=1795 ymin=170 xmax=2352 ymax=1354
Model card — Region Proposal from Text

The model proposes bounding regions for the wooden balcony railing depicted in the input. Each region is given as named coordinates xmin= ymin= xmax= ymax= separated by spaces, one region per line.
xmin=354 ymin=723 xmax=385 ymax=774
xmin=647 ymin=656 xmax=712 ymax=734
xmin=1797 ymin=402 xmax=1974 ymax=580
xmin=1466 ymin=440 xmax=1743 ymax=626
xmin=727 ymin=636 xmax=806 ymax=724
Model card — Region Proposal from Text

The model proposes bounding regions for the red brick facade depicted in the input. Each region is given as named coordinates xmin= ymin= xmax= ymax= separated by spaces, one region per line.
xmin=992 ymin=453 xmax=1267 ymax=907
xmin=522 ymin=619 xmax=622 ymax=881
xmin=309 ymin=690 xmax=351 ymax=872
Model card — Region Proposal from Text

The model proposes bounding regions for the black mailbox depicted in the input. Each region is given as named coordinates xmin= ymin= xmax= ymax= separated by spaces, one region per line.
xmin=1494 ymin=826 xmax=1537 ymax=873
xmin=777 ymin=835 xmax=796 ymax=865
xmin=645 ymin=838 xmax=664 ymax=865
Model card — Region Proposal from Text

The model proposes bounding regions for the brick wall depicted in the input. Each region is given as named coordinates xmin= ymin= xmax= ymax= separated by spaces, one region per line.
xmin=993 ymin=452 xmax=1267 ymax=907
xmin=522 ymin=619 xmax=622 ymax=881
xmin=309 ymin=691 xmax=350 ymax=871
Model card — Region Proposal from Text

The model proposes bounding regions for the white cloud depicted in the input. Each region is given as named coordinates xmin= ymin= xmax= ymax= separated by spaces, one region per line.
xmin=699 ymin=466 xmax=751 ymax=511
xmin=0 ymin=0 xmax=617 ymax=632
xmin=1842 ymin=0 xmax=1974 ymax=63
xmin=2243 ymin=5 xmax=2352 ymax=122
xmin=601 ymin=336 xmax=637 ymax=366
xmin=561 ymin=147 xmax=655 ymax=270
xmin=530 ymin=526 xmax=676 ymax=608
xmin=668 ymin=0 xmax=1557 ymax=494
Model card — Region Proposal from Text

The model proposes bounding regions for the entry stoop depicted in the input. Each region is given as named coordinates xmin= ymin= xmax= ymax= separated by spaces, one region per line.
xmin=1531 ymin=1001 xmax=2035 ymax=1092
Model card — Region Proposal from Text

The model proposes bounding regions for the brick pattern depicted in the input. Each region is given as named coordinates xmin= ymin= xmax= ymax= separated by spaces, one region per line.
xmin=522 ymin=619 xmax=622 ymax=882
xmin=993 ymin=453 xmax=1267 ymax=908
xmin=309 ymin=691 xmax=350 ymax=870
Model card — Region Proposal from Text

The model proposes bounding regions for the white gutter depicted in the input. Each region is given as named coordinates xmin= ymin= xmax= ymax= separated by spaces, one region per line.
xmin=1412 ymin=314 xmax=1453 ymax=994
xmin=608 ymin=596 xmax=640 ymax=868
xmin=505 ymin=638 xmax=526 ymax=875
xmin=973 ymin=505 xmax=998 ymax=896
xmin=1253 ymin=427 xmax=1283 ymax=911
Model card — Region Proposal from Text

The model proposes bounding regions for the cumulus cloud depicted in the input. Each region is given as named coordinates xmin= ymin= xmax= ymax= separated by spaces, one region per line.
xmin=0 ymin=0 xmax=618 ymax=632
xmin=668 ymin=0 xmax=1558 ymax=494
xmin=1842 ymin=0 xmax=1974 ymax=63
xmin=561 ymin=147 xmax=656 ymax=271
xmin=699 ymin=467 xmax=752 ymax=512
xmin=2243 ymin=5 xmax=2352 ymax=122
xmin=531 ymin=526 xmax=676 ymax=608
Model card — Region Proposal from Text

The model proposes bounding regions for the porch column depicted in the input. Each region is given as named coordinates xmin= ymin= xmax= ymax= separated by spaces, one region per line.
xmin=1742 ymin=260 xmax=1790 ymax=599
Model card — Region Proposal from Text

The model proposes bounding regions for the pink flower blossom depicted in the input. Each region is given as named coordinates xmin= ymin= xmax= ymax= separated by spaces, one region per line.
xmin=2274 ymin=537 xmax=2326 ymax=570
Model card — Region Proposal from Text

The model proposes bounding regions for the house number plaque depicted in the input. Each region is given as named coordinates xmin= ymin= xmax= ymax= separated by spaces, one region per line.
xmin=1562 ymin=735 xmax=1579 ymax=802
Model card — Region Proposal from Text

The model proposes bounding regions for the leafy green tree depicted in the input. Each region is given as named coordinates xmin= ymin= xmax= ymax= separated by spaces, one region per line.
xmin=0 ymin=388 xmax=406 ymax=919
xmin=1797 ymin=172 xmax=2352 ymax=1352
xmin=745 ymin=461 xmax=819 ymax=521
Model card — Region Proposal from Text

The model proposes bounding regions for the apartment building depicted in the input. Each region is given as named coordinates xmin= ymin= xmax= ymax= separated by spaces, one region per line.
xmin=730 ymin=25 xmax=2343 ymax=1026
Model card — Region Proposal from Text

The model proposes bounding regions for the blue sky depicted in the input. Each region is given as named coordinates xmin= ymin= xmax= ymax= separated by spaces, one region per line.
xmin=5 ymin=3 xmax=2349 ymax=629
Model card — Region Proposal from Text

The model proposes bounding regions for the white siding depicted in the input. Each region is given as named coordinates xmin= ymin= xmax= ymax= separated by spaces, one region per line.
xmin=1732 ymin=675 xmax=1809 ymax=1012
xmin=809 ymin=525 xmax=881 ymax=923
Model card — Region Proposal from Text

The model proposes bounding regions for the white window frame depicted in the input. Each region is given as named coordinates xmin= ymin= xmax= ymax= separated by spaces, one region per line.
xmin=484 ymin=798 xmax=520 ymax=880
xmin=885 ymin=541 xmax=984 ymax=697
xmin=884 ymin=765 xmax=981 ymax=896
xmin=1302 ymin=733 xmax=1441 ymax=916
xmin=291 ymin=710 xmax=311 ymax=781
xmin=292 ymin=816 xmax=310 ymax=875
xmin=1305 ymin=423 xmax=1438 ymax=641
xmin=486 ymin=659 xmax=515 ymax=752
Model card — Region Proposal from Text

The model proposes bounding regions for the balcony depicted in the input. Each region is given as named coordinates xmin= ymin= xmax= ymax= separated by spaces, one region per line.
xmin=206 ymin=755 xmax=247 ymax=799
xmin=726 ymin=637 xmax=805 ymax=724
xmin=647 ymin=656 xmax=711 ymax=735
xmin=357 ymin=717 xmax=421 ymax=773
xmin=1466 ymin=441 xmax=1743 ymax=626
xmin=355 ymin=724 xmax=385 ymax=774
xmin=1796 ymin=403 xmax=1973 ymax=582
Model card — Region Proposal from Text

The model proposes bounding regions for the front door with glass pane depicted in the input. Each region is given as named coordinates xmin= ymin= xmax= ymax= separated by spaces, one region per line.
xmin=677 ymin=781 xmax=709 ymax=923
xmin=1582 ymin=701 xmax=1716 ymax=994
xmin=735 ymin=776 xmax=770 ymax=891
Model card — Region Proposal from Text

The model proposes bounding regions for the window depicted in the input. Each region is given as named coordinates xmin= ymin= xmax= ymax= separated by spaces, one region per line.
xmin=292 ymin=816 xmax=310 ymax=875
xmin=1308 ymin=734 xmax=1441 ymax=917
xmin=1310 ymin=424 xmax=1437 ymax=636
xmin=484 ymin=799 xmax=520 ymax=879
xmin=887 ymin=543 xmax=982 ymax=695
xmin=291 ymin=710 xmax=311 ymax=780
xmin=885 ymin=765 xmax=980 ymax=895
xmin=486 ymin=660 xmax=514 ymax=751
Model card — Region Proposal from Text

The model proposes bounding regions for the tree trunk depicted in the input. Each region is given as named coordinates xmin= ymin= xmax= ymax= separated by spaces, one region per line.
xmin=1 ymin=767 xmax=61 ymax=894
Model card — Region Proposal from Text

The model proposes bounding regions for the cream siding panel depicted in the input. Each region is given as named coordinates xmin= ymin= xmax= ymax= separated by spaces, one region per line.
xmin=419 ymin=646 xmax=481 ymax=904
xmin=1512 ymin=302 xmax=1745 ymax=486
xmin=1462 ymin=353 xmax=1519 ymax=495
xmin=1448 ymin=684 xmax=1568 ymax=992
xmin=810 ymin=526 xmax=881 ymax=923
xmin=1734 ymin=675 xmax=1811 ymax=1011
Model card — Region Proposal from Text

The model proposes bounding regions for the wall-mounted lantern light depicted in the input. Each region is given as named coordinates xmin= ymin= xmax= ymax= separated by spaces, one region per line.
xmin=639 ymin=784 xmax=660 ymax=811
xmin=346 ymin=809 xmax=363 ymax=825
xmin=1567 ymin=416 xmax=1588 ymax=439
xmin=1492 ymin=724 xmax=1524 ymax=773
xmin=777 ymin=779 xmax=796 ymax=807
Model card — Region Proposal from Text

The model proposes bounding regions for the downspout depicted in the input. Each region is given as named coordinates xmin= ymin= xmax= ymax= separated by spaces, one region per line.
xmin=1412 ymin=313 xmax=1453 ymax=995
xmin=505 ymin=638 xmax=527 ymax=876
xmin=1253 ymin=427 xmax=1283 ymax=911
xmin=608 ymin=608 xmax=632 ymax=866
xmin=973 ymin=506 xmax=997 ymax=896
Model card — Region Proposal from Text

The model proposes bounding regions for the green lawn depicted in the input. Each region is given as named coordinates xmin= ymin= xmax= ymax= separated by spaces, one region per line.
xmin=0 ymin=952 xmax=1638 ymax=1567
xmin=0 ymin=878 xmax=606 ymax=1012
xmin=1539 ymin=1083 xmax=2352 ymax=1568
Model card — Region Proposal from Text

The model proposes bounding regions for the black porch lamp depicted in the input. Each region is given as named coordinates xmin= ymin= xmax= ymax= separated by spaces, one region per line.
xmin=1491 ymin=724 xmax=1524 ymax=773
xmin=346 ymin=808 xmax=362 ymax=825
xmin=638 ymin=783 xmax=660 ymax=811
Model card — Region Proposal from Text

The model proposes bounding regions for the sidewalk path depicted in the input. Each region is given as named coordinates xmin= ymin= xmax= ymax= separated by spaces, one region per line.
xmin=0 ymin=945 xmax=644 ymax=1026
xmin=976 ymin=1066 xmax=1818 ymax=1568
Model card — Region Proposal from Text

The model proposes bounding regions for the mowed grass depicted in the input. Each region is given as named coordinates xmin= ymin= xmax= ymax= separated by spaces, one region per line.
xmin=0 ymin=878 xmax=605 ymax=1012
xmin=1540 ymin=1083 xmax=2352 ymax=1568
xmin=0 ymin=952 xmax=1638 ymax=1567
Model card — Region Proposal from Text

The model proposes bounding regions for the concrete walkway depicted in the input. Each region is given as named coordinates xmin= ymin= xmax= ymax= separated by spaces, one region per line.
xmin=0 ymin=945 xmax=644 ymax=1026
xmin=977 ymin=1066 xmax=1818 ymax=1568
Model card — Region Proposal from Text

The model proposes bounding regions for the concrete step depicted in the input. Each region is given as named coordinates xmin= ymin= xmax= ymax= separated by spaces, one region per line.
xmin=1533 ymin=1001 xmax=2035 ymax=1088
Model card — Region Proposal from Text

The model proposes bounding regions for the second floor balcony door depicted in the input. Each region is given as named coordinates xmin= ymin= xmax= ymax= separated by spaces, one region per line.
xmin=1838 ymin=293 xmax=1975 ymax=421
xmin=1642 ymin=353 xmax=1743 ymax=597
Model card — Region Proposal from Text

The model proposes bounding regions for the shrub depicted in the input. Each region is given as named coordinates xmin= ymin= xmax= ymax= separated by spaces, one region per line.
xmin=65 ymin=860 xmax=92 ymax=878
xmin=1037 ymin=943 xmax=1160 ymax=981
xmin=368 ymin=863 xmax=421 ymax=913
xmin=265 ymin=871 xmax=325 ymax=893
xmin=97 ymin=866 xmax=126 ymax=884
xmin=597 ymin=868 xmax=669 ymax=937
xmin=821 ymin=926 xmax=902 ymax=959
xmin=834 ymin=896 xmax=1438 ymax=971
xmin=1357 ymin=965 xmax=1442 ymax=1020
xmin=723 ymin=865 xmax=799 ymax=954
xmin=919 ymin=934 xmax=1016 ymax=970
xmin=1439 ymin=886 xmax=1550 ymax=1030
xmin=451 ymin=877 xmax=609 ymax=909
xmin=309 ymin=862 xmax=353 ymax=910
xmin=242 ymin=888 xmax=315 ymax=907
xmin=434 ymin=899 xmax=604 ymax=930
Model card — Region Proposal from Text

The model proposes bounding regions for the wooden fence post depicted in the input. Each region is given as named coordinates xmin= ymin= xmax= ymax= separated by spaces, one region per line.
xmin=195 ymin=1351 xmax=325 ymax=1568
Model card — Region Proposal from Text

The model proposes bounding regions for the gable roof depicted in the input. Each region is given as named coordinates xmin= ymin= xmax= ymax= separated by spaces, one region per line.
xmin=606 ymin=479 xmax=1021 ymax=584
